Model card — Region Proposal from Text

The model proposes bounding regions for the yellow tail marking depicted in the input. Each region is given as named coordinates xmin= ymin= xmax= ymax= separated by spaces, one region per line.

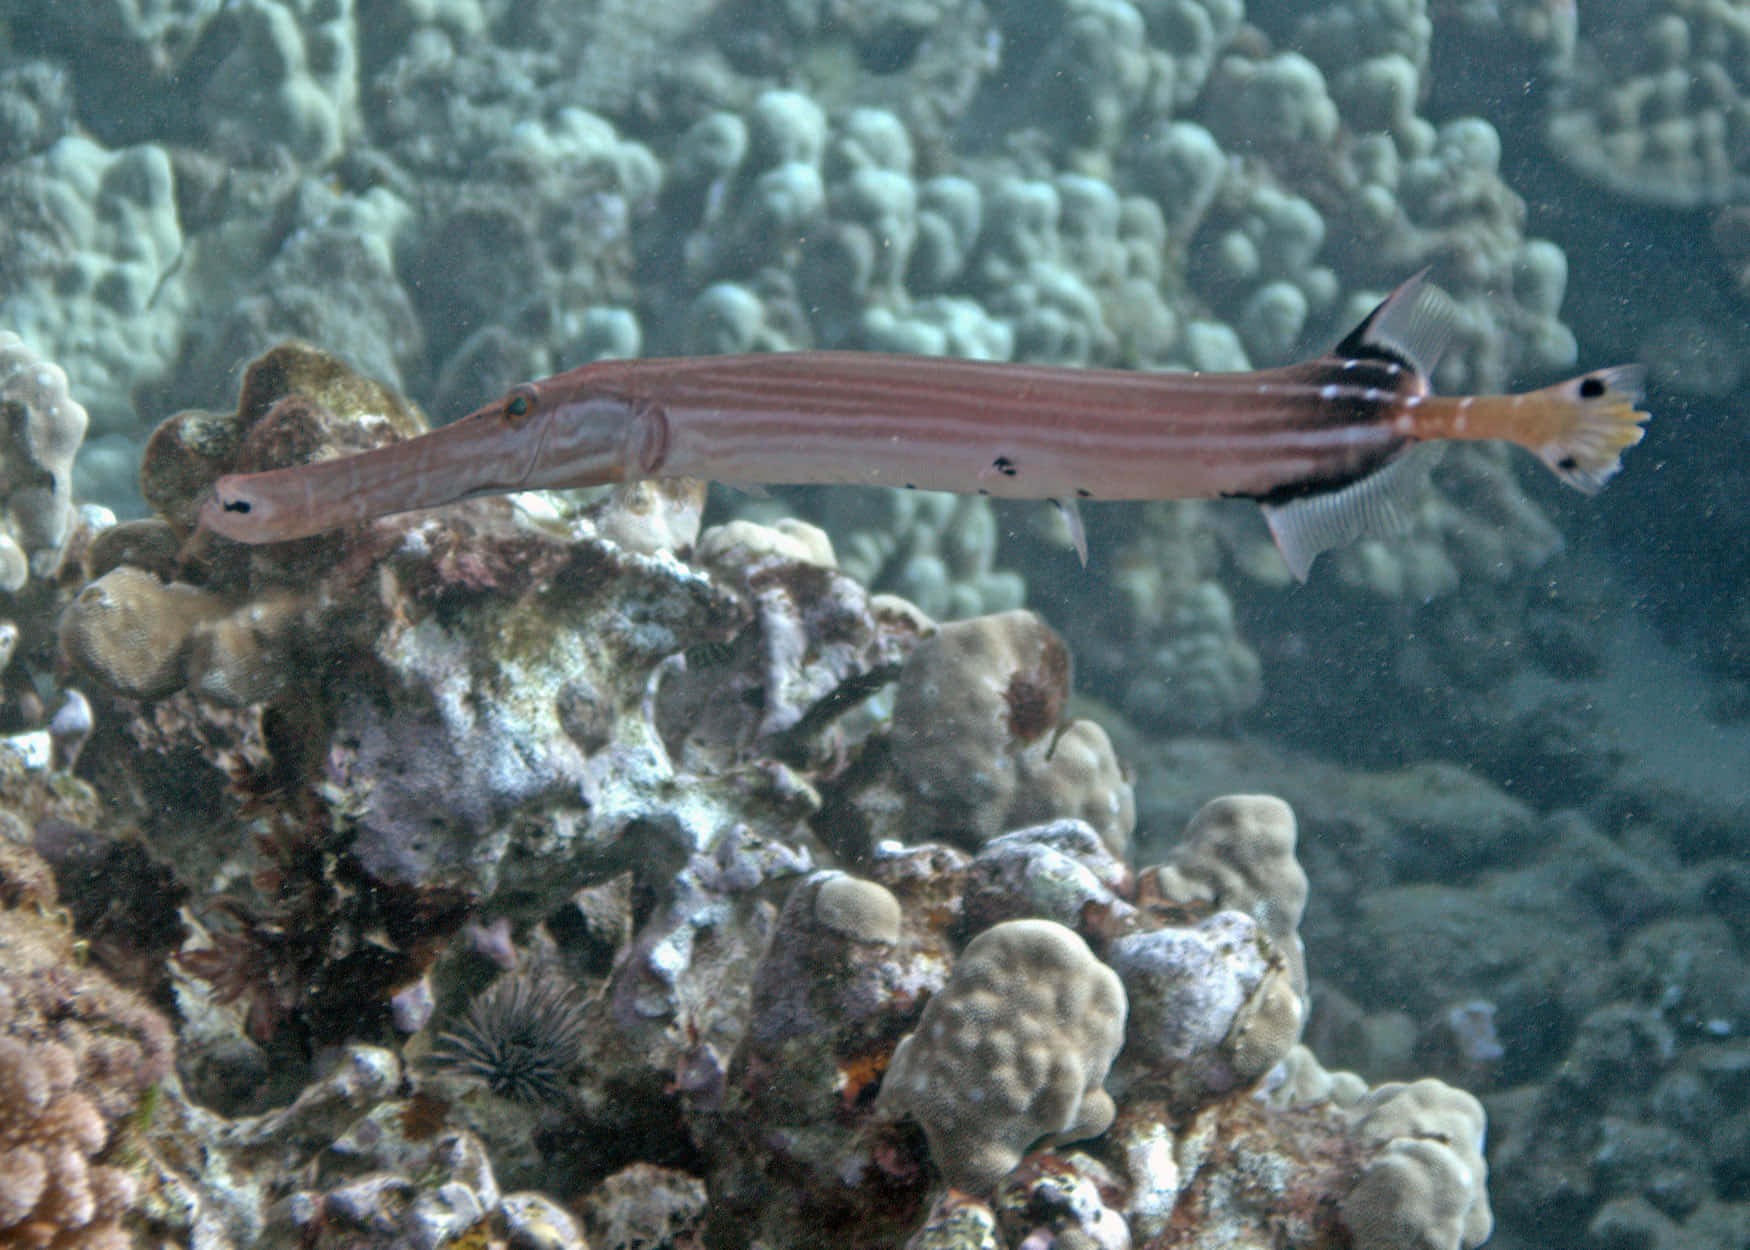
xmin=1520 ymin=364 xmax=1648 ymax=494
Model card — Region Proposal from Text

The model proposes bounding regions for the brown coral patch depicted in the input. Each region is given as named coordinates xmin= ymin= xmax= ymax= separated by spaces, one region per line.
xmin=1145 ymin=1095 xmax=1360 ymax=1250
xmin=1003 ymin=628 xmax=1071 ymax=745
xmin=140 ymin=410 xmax=246 ymax=529
xmin=233 ymin=342 xmax=425 ymax=444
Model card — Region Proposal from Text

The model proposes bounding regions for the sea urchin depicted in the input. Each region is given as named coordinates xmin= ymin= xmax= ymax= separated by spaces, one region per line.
xmin=431 ymin=971 xmax=589 ymax=1105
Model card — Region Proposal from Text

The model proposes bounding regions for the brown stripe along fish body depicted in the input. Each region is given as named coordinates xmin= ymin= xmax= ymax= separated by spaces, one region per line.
xmin=198 ymin=274 xmax=1649 ymax=580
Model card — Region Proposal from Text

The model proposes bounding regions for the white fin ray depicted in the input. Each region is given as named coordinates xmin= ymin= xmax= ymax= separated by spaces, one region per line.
xmin=1052 ymin=497 xmax=1089 ymax=566
xmin=1530 ymin=364 xmax=1648 ymax=494
xmin=1260 ymin=445 xmax=1443 ymax=581
xmin=1340 ymin=270 xmax=1456 ymax=379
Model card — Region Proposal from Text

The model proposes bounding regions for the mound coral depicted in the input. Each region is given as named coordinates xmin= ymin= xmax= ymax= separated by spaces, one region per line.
xmin=1341 ymin=1079 xmax=1493 ymax=1250
xmin=889 ymin=610 xmax=1135 ymax=856
xmin=874 ymin=918 xmax=1128 ymax=1194
xmin=0 ymin=332 xmax=87 ymax=595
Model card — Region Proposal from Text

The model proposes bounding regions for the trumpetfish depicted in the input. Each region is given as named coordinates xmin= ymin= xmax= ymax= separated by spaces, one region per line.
xmin=197 ymin=274 xmax=1649 ymax=579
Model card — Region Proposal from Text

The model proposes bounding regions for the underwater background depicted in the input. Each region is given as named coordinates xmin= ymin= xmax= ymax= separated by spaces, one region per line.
xmin=1 ymin=0 xmax=1748 ymax=1246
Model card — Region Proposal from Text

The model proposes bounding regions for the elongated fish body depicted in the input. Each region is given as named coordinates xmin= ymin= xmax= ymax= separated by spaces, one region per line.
xmin=199 ymin=275 xmax=1649 ymax=579
xmin=564 ymin=351 xmax=1412 ymax=502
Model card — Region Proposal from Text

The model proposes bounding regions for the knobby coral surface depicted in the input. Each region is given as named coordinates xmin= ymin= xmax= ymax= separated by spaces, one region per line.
xmin=0 ymin=332 xmax=87 ymax=596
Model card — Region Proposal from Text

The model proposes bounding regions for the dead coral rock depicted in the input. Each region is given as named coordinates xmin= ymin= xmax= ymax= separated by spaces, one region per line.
xmin=701 ymin=869 xmax=943 ymax=1245
xmin=957 ymin=819 xmax=1135 ymax=943
xmin=661 ymin=517 xmax=927 ymax=771
xmin=993 ymin=1151 xmax=1131 ymax=1249
xmin=225 ymin=1047 xmax=545 ymax=1250
xmin=580 ymin=1163 xmax=706 ymax=1250
xmin=1111 ymin=910 xmax=1302 ymax=1106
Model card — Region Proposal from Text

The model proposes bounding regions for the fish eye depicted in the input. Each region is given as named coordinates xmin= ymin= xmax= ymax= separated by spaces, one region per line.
xmin=503 ymin=384 xmax=538 ymax=423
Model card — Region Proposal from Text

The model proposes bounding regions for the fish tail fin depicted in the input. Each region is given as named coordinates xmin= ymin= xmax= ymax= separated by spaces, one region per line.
xmin=1523 ymin=364 xmax=1649 ymax=494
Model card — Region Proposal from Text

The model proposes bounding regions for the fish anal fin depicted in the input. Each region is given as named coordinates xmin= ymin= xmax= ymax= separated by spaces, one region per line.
xmin=1336 ymin=270 xmax=1456 ymax=380
xmin=1260 ymin=445 xmax=1441 ymax=581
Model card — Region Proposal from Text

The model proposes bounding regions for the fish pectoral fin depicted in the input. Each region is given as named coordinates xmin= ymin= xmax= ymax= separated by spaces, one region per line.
xmin=1260 ymin=445 xmax=1441 ymax=581
xmin=1051 ymin=497 xmax=1089 ymax=566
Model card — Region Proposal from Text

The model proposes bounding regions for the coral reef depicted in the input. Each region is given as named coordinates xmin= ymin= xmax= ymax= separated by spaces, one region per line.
xmin=0 ymin=1 xmax=1728 ymax=1248
xmin=197 ymin=0 xmax=361 ymax=167
xmin=1545 ymin=2 xmax=1750 ymax=207
xmin=39 ymin=344 xmax=1519 ymax=1245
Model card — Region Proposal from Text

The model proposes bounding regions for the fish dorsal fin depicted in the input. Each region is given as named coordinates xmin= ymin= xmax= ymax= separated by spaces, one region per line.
xmin=1260 ymin=445 xmax=1442 ymax=581
xmin=1335 ymin=270 xmax=1456 ymax=379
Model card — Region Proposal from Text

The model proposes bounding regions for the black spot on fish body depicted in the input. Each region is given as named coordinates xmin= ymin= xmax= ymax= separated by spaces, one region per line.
xmin=1076 ymin=488 xmax=1092 ymax=498
xmin=1558 ymin=455 xmax=1579 ymax=471
xmin=1579 ymin=375 xmax=1605 ymax=399
xmin=992 ymin=455 xmax=1017 ymax=477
